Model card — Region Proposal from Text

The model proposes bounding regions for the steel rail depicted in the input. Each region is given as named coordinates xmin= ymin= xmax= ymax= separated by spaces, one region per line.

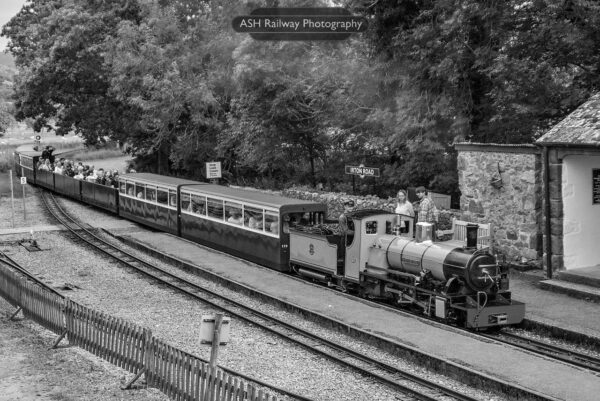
xmin=481 ymin=331 xmax=600 ymax=374
xmin=41 ymin=191 xmax=478 ymax=401
xmin=40 ymin=191 xmax=316 ymax=401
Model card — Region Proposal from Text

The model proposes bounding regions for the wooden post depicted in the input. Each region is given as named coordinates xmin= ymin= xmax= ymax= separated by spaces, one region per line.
xmin=9 ymin=170 xmax=15 ymax=228
xmin=209 ymin=313 xmax=223 ymax=369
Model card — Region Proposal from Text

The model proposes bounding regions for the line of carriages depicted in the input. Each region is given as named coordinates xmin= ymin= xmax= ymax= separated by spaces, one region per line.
xmin=14 ymin=150 xmax=328 ymax=273
xmin=17 ymin=150 xmax=118 ymax=213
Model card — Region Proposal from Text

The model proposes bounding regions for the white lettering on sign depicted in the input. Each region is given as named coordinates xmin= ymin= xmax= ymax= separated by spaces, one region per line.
xmin=350 ymin=167 xmax=376 ymax=175
xmin=206 ymin=162 xmax=222 ymax=179
xmin=344 ymin=164 xmax=380 ymax=178
xmin=20 ymin=177 xmax=27 ymax=185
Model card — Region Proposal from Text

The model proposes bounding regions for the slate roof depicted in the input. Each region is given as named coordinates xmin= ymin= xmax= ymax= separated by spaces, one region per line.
xmin=536 ymin=93 xmax=600 ymax=146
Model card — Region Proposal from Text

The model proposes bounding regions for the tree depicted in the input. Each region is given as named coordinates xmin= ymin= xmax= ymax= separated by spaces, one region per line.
xmin=2 ymin=0 xmax=143 ymax=142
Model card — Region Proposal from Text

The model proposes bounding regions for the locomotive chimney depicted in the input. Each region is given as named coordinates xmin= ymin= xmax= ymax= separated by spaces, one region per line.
xmin=466 ymin=223 xmax=479 ymax=249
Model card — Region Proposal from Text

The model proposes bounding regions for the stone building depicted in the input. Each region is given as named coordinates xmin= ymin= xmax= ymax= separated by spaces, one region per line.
xmin=455 ymin=94 xmax=600 ymax=279
xmin=536 ymin=93 xmax=600 ymax=277
xmin=455 ymin=143 xmax=542 ymax=263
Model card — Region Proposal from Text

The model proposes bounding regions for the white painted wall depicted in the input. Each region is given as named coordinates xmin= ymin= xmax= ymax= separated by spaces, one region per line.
xmin=562 ymin=155 xmax=600 ymax=269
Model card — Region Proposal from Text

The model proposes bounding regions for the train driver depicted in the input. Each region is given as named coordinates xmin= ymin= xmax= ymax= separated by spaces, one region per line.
xmin=339 ymin=200 xmax=355 ymax=235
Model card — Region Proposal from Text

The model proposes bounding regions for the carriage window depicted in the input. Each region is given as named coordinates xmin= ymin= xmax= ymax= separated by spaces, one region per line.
xmin=207 ymin=198 xmax=224 ymax=219
xmin=119 ymin=181 xmax=126 ymax=194
xmin=157 ymin=187 xmax=168 ymax=205
xmin=265 ymin=212 xmax=279 ymax=234
xmin=146 ymin=186 xmax=157 ymax=202
xmin=244 ymin=207 xmax=263 ymax=231
xmin=135 ymin=183 xmax=145 ymax=200
xmin=180 ymin=192 xmax=190 ymax=211
xmin=191 ymin=194 xmax=206 ymax=215
xmin=225 ymin=201 xmax=243 ymax=225
xmin=126 ymin=181 xmax=135 ymax=196
xmin=365 ymin=221 xmax=378 ymax=234
xmin=169 ymin=190 xmax=177 ymax=207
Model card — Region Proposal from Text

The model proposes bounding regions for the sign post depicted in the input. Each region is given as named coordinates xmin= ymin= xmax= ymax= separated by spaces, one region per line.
xmin=9 ymin=170 xmax=15 ymax=228
xmin=205 ymin=161 xmax=222 ymax=185
xmin=20 ymin=176 xmax=27 ymax=221
xmin=344 ymin=164 xmax=380 ymax=194
xmin=199 ymin=313 xmax=230 ymax=399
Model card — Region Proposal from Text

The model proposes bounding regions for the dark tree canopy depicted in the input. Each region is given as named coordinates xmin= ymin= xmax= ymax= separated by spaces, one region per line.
xmin=3 ymin=0 xmax=600 ymax=197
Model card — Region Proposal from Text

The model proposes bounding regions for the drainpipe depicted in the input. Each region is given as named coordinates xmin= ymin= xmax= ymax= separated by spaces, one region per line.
xmin=543 ymin=146 xmax=553 ymax=279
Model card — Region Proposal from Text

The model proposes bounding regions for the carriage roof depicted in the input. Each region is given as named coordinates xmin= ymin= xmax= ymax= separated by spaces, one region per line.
xmin=118 ymin=173 xmax=202 ymax=188
xmin=185 ymin=184 xmax=327 ymax=213
xmin=119 ymin=173 xmax=326 ymax=213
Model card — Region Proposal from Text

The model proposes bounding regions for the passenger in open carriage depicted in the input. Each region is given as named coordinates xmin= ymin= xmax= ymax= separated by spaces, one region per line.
xmin=53 ymin=160 xmax=64 ymax=175
xmin=96 ymin=169 xmax=106 ymax=185
xmin=41 ymin=146 xmax=55 ymax=163
xmin=64 ymin=161 xmax=75 ymax=177
xmin=103 ymin=171 xmax=114 ymax=187
xmin=39 ymin=159 xmax=51 ymax=171
xmin=73 ymin=166 xmax=85 ymax=180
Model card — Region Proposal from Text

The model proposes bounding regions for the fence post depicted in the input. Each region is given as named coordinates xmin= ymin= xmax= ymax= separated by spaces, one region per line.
xmin=122 ymin=328 xmax=152 ymax=390
xmin=9 ymin=169 xmax=15 ymax=228
xmin=209 ymin=314 xmax=223 ymax=369
xmin=203 ymin=313 xmax=223 ymax=401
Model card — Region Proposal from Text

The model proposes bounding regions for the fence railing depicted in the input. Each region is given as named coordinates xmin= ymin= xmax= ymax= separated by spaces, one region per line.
xmin=65 ymin=300 xmax=148 ymax=374
xmin=0 ymin=260 xmax=280 ymax=401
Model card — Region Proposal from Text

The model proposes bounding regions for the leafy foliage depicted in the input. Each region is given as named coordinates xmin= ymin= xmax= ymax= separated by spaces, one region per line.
xmin=3 ymin=0 xmax=600 ymax=199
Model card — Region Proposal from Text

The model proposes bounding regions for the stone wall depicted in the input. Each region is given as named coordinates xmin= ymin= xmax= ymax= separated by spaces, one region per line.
xmin=456 ymin=143 xmax=543 ymax=262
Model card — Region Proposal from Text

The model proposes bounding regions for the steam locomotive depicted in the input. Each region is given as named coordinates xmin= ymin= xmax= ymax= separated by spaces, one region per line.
xmin=15 ymin=150 xmax=524 ymax=330
xmin=290 ymin=210 xmax=525 ymax=329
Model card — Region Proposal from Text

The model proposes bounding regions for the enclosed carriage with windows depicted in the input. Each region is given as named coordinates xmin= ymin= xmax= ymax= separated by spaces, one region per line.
xmin=117 ymin=173 xmax=203 ymax=235
xmin=179 ymin=185 xmax=327 ymax=271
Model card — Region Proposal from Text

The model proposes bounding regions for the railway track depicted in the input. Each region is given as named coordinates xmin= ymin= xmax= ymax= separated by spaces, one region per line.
xmin=481 ymin=331 xmax=600 ymax=374
xmin=40 ymin=191 xmax=480 ymax=401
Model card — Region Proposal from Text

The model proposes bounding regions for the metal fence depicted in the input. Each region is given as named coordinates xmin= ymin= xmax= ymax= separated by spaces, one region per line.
xmin=0 ymin=260 xmax=279 ymax=401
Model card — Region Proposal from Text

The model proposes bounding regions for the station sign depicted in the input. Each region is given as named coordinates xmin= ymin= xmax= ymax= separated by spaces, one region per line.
xmin=345 ymin=164 xmax=380 ymax=179
xmin=20 ymin=177 xmax=27 ymax=185
xmin=206 ymin=161 xmax=222 ymax=179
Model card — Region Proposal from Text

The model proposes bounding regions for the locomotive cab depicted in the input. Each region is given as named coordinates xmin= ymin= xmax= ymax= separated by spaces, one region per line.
xmin=289 ymin=210 xmax=413 ymax=290
xmin=344 ymin=211 xmax=414 ymax=283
